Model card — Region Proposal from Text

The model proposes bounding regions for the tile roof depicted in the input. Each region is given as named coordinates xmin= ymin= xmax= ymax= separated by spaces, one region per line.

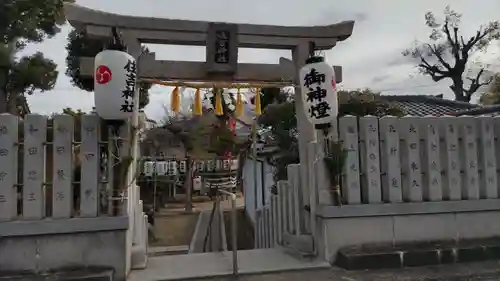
xmin=454 ymin=105 xmax=500 ymax=116
xmin=380 ymin=94 xmax=480 ymax=116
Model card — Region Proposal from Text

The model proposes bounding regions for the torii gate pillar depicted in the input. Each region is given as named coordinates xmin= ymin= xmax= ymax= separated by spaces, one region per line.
xmin=65 ymin=3 xmax=355 ymax=257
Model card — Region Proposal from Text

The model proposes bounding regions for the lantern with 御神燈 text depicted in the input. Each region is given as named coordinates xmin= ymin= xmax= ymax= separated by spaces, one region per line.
xmin=299 ymin=56 xmax=338 ymax=127
xmin=94 ymin=49 xmax=138 ymax=120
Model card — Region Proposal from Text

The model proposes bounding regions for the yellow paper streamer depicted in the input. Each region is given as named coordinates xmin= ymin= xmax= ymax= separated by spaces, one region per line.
xmin=171 ymin=86 xmax=180 ymax=114
xmin=215 ymin=88 xmax=224 ymax=116
xmin=254 ymin=88 xmax=262 ymax=116
xmin=235 ymin=88 xmax=243 ymax=117
xmin=193 ymin=88 xmax=202 ymax=116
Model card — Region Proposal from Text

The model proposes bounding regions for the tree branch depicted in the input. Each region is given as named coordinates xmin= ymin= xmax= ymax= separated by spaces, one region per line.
xmin=427 ymin=43 xmax=452 ymax=71
xmin=462 ymin=26 xmax=495 ymax=57
xmin=464 ymin=68 xmax=492 ymax=98
xmin=443 ymin=20 xmax=460 ymax=61
xmin=418 ymin=55 xmax=449 ymax=82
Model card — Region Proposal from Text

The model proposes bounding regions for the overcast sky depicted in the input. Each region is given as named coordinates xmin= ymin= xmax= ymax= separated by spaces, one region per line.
xmin=22 ymin=0 xmax=500 ymax=120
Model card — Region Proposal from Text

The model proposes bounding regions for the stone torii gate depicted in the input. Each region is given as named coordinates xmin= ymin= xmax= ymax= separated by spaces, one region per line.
xmin=65 ymin=3 xmax=354 ymax=256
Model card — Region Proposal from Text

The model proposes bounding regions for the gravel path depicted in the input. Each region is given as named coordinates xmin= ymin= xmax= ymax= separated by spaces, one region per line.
xmin=189 ymin=261 xmax=500 ymax=281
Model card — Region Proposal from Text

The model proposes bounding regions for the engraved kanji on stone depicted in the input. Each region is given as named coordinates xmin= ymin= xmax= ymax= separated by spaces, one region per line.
xmin=55 ymin=191 xmax=64 ymax=201
xmin=429 ymin=124 xmax=436 ymax=134
xmin=412 ymin=180 xmax=420 ymax=187
xmin=84 ymin=126 xmax=96 ymax=135
xmin=448 ymin=125 xmax=454 ymax=133
xmin=488 ymin=177 xmax=494 ymax=184
xmin=388 ymin=125 xmax=396 ymax=133
xmin=370 ymin=179 xmax=378 ymax=188
xmin=390 ymin=147 xmax=397 ymax=156
xmin=409 ymin=124 xmax=417 ymax=133
xmin=0 ymin=194 xmax=5 ymax=203
xmin=27 ymin=147 xmax=38 ymax=155
xmin=28 ymin=124 xmax=38 ymax=134
xmin=369 ymin=153 xmax=377 ymax=161
xmin=84 ymin=188 xmax=92 ymax=198
xmin=487 ymin=161 xmax=495 ymax=168
xmin=469 ymin=161 xmax=476 ymax=169
xmin=391 ymin=178 xmax=399 ymax=188
xmin=27 ymin=192 xmax=36 ymax=201
xmin=410 ymin=162 xmax=419 ymax=171
xmin=369 ymin=165 xmax=378 ymax=173
xmin=0 ymin=171 xmax=6 ymax=180
xmin=450 ymin=144 xmax=457 ymax=151
xmin=368 ymin=124 xmax=377 ymax=132
xmin=409 ymin=143 xmax=417 ymax=150
xmin=57 ymin=169 xmax=65 ymax=179
xmin=0 ymin=125 xmax=8 ymax=135
xmin=350 ymin=164 xmax=357 ymax=172
xmin=84 ymin=153 xmax=95 ymax=160
xmin=430 ymin=142 xmax=437 ymax=151
xmin=27 ymin=170 xmax=37 ymax=180
xmin=347 ymin=126 xmax=355 ymax=134
xmin=431 ymin=178 xmax=439 ymax=185
xmin=369 ymin=139 xmax=377 ymax=147
xmin=430 ymin=161 xmax=437 ymax=171
xmin=56 ymin=125 xmax=68 ymax=134
xmin=0 ymin=148 xmax=8 ymax=156
xmin=56 ymin=146 xmax=65 ymax=154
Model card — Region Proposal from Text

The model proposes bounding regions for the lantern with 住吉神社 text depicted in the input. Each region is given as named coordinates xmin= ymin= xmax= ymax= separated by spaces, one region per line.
xmin=94 ymin=49 xmax=137 ymax=120
xmin=299 ymin=56 xmax=338 ymax=126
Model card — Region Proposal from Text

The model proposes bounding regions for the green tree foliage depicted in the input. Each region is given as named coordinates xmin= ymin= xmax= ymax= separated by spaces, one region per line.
xmin=479 ymin=74 xmax=500 ymax=105
xmin=402 ymin=6 xmax=499 ymax=102
xmin=0 ymin=0 xmax=73 ymax=113
xmin=65 ymin=29 xmax=152 ymax=109
xmin=258 ymin=88 xmax=403 ymax=180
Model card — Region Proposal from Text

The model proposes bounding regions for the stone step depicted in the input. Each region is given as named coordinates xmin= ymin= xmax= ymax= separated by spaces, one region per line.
xmin=0 ymin=267 xmax=113 ymax=281
xmin=335 ymin=238 xmax=500 ymax=270
xmin=281 ymin=233 xmax=315 ymax=259
xmin=148 ymin=245 xmax=190 ymax=257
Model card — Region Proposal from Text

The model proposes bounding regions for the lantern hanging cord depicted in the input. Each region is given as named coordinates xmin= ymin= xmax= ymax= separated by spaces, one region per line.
xmin=141 ymin=78 xmax=296 ymax=89
xmin=107 ymin=27 xmax=127 ymax=52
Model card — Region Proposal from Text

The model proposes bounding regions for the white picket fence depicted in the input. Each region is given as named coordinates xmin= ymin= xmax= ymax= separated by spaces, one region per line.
xmin=0 ymin=113 xmax=119 ymax=221
xmin=254 ymin=115 xmax=500 ymax=249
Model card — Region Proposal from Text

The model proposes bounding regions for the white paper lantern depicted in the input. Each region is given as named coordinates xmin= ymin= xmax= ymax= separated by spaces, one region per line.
xmin=299 ymin=57 xmax=338 ymax=126
xmin=144 ymin=161 xmax=155 ymax=177
xmin=167 ymin=161 xmax=178 ymax=176
xmin=94 ymin=50 xmax=137 ymax=120
xmin=156 ymin=161 xmax=167 ymax=176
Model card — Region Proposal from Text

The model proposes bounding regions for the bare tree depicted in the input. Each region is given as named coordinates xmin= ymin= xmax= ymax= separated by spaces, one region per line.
xmin=403 ymin=6 xmax=500 ymax=102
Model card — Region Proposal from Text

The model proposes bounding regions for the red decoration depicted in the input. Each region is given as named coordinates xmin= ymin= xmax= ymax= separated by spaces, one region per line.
xmin=332 ymin=77 xmax=336 ymax=89
xmin=95 ymin=65 xmax=112 ymax=84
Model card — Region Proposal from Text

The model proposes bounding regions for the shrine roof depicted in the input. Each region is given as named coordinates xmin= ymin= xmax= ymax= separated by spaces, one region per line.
xmin=381 ymin=94 xmax=481 ymax=116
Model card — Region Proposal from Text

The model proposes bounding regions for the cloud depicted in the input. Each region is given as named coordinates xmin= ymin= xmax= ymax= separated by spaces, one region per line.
xmin=21 ymin=0 xmax=500 ymax=119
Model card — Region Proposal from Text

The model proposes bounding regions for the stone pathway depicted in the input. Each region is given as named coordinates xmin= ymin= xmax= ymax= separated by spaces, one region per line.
xmin=190 ymin=261 xmax=500 ymax=281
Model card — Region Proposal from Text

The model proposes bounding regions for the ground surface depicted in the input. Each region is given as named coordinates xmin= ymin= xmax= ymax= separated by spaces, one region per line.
xmin=189 ymin=261 xmax=500 ymax=281
xmin=149 ymin=194 xmax=244 ymax=247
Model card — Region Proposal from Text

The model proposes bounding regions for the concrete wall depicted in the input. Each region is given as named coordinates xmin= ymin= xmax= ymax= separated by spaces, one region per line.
xmin=0 ymin=217 xmax=128 ymax=281
xmin=317 ymin=200 xmax=500 ymax=263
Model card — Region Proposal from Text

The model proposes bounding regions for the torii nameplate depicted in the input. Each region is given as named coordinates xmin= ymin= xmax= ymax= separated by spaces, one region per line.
xmin=206 ymin=23 xmax=238 ymax=74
